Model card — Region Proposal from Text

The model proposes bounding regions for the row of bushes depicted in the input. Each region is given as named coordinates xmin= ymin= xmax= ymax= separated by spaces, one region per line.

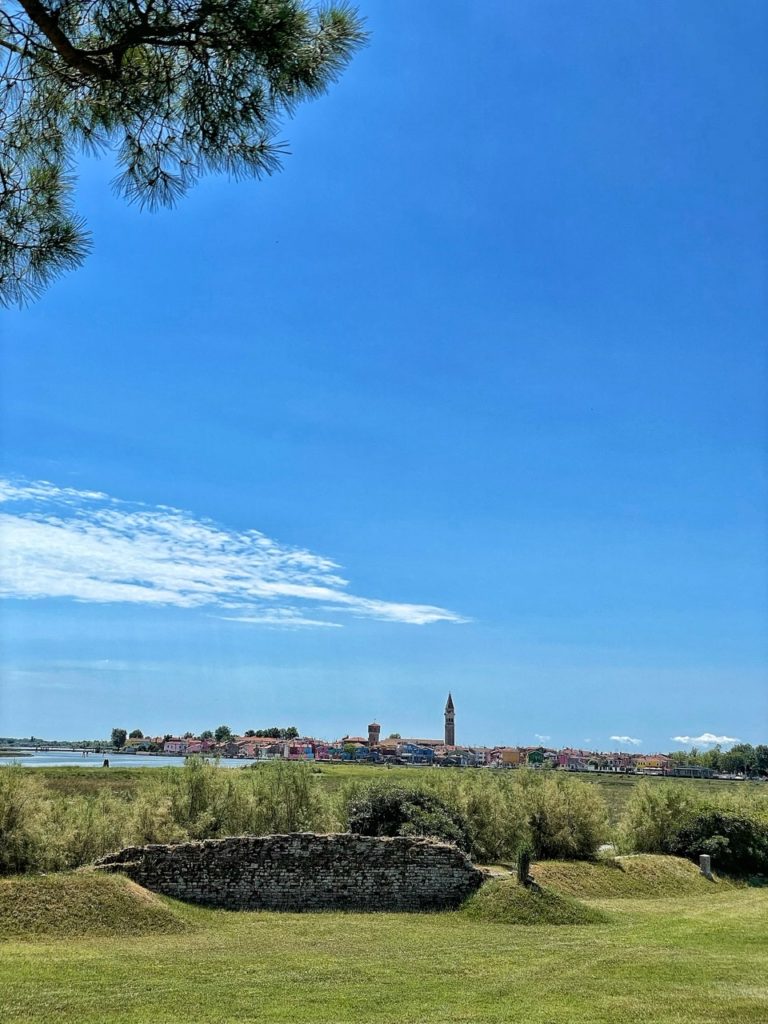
xmin=2 ymin=760 xmax=767 ymax=876
xmin=346 ymin=769 xmax=610 ymax=863
xmin=0 ymin=760 xmax=338 ymax=874
xmin=349 ymin=773 xmax=768 ymax=876
xmin=617 ymin=781 xmax=768 ymax=876
xmin=0 ymin=761 xmax=609 ymax=873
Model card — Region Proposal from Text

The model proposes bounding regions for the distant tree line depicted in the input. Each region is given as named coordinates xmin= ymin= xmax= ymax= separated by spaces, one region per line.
xmin=668 ymin=743 xmax=768 ymax=777
xmin=244 ymin=727 xmax=300 ymax=740
xmin=103 ymin=725 xmax=301 ymax=747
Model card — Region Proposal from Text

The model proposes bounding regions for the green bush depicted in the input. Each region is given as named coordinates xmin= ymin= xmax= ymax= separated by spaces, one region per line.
xmin=43 ymin=792 xmax=132 ymax=870
xmin=347 ymin=783 xmax=471 ymax=850
xmin=133 ymin=759 xmax=338 ymax=842
xmin=0 ymin=761 xmax=615 ymax=875
xmin=439 ymin=773 xmax=529 ymax=863
xmin=617 ymin=781 xmax=704 ymax=854
xmin=243 ymin=760 xmax=339 ymax=835
xmin=0 ymin=765 xmax=46 ymax=874
xmin=519 ymin=773 xmax=608 ymax=860
xmin=0 ymin=760 xmax=340 ymax=874
xmin=669 ymin=811 xmax=768 ymax=876
xmin=343 ymin=770 xmax=608 ymax=863
xmin=617 ymin=781 xmax=768 ymax=860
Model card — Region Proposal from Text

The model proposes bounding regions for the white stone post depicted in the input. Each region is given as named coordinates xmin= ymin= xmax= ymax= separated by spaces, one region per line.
xmin=699 ymin=853 xmax=713 ymax=879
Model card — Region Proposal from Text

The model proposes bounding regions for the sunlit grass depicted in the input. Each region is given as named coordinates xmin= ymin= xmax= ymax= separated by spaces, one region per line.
xmin=1 ymin=870 xmax=766 ymax=1023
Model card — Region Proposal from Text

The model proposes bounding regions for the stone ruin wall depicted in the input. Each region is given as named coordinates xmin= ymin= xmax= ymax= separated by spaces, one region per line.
xmin=94 ymin=833 xmax=484 ymax=911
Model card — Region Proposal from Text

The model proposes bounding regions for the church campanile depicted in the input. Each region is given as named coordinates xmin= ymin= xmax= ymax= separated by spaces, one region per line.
xmin=444 ymin=692 xmax=455 ymax=746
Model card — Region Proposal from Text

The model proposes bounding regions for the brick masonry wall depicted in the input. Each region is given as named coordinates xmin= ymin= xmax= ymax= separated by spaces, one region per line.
xmin=94 ymin=833 xmax=484 ymax=911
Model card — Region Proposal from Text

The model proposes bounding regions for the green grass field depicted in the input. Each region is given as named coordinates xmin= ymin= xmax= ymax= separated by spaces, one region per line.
xmin=22 ymin=761 xmax=754 ymax=823
xmin=1 ymin=859 xmax=766 ymax=1024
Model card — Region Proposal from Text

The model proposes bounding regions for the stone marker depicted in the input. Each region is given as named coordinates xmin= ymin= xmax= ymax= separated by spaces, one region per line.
xmin=699 ymin=853 xmax=713 ymax=879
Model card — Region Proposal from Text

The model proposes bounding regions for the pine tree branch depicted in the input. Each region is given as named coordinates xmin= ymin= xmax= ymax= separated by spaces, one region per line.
xmin=17 ymin=0 xmax=113 ymax=77
xmin=0 ymin=37 xmax=25 ymax=56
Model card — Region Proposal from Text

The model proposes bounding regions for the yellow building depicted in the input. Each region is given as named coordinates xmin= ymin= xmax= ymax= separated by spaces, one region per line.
xmin=499 ymin=748 xmax=525 ymax=766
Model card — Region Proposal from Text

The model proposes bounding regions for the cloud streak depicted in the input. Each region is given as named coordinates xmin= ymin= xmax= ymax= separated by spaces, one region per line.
xmin=0 ymin=478 xmax=466 ymax=628
xmin=672 ymin=733 xmax=739 ymax=747
xmin=610 ymin=735 xmax=642 ymax=746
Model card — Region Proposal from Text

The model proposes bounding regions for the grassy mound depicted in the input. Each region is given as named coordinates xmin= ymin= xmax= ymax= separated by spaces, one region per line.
xmin=0 ymin=871 xmax=188 ymax=940
xmin=460 ymin=878 xmax=608 ymax=925
xmin=532 ymin=854 xmax=736 ymax=899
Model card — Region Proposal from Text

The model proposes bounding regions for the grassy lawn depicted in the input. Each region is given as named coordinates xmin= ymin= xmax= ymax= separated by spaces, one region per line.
xmin=1 ymin=866 xmax=766 ymax=1024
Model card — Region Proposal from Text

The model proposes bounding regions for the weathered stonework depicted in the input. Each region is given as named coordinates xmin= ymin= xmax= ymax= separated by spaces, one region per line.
xmin=94 ymin=833 xmax=484 ymax=911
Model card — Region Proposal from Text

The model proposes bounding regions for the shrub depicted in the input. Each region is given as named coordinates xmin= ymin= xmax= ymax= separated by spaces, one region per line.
xmin=43 ymin=792 xmax=133 ymax=870
xmin=520 ymin=773 xmax=608 ymax=860
xmin=344 ymin=771 xmax=608 ymax=863
xmin=138 ymin=759 xmax=338 ymax=841
xmin=669 ymin=811 xmax=768 ymax=876
xmin=0 ymin=765 xmax=46 ymax=874
xmin=160 ymin=757 xmax=249 ymax=838
xmin=448 ymin=773 xmax=529 ymax=863
xmin=1 ymin=760 xmax=342 ymax=874
xmin=618 ymin=781 xmax=768 ymax=859
xmin=617 ymin=781 xmax=704 ymax=854
xmin=347 ymin=783 xmax=471 ymax=851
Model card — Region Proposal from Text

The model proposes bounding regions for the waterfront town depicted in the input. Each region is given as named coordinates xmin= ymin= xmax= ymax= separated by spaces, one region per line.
xmin=36 ymin=694 xmax=744 ymax=779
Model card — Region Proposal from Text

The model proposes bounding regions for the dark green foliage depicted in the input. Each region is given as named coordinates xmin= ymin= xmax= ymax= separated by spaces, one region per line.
xmin=0 ymin=1 xmax=366 ymax=304
xmin=110 ymin=728 xmax=127 ymax=749
xmin=214 ymin=725 xmax=232 ymax=743
xmin=668 ymin=742 xmax=768 ymax=777
xmin=669 ymin=811 xmax=768 ymax=876
xmin=252 ymin=726 xmax=299 ymax=738
xmin=128 ymin=729 xmax=143 ymax=739
xmin=347 ymin=783 xmax=471 ymax=851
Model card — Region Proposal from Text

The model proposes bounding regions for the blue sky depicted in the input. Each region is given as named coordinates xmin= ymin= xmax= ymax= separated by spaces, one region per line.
xmin=1 ymin=0 xmax=766 ymax=749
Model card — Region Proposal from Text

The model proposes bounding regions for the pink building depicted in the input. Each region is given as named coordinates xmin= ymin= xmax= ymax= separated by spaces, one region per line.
xmin=186 ymin=739 xmax=214 ymax=754
xmin=163 ymin=738 xmax=188 ymax=755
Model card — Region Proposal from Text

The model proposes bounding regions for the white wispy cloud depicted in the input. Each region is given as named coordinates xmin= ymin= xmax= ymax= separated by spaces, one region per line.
xmin=218 ymin=611 xmax=343 ymax=629
xmin=534 ymin=733 xmax=551 ymax=742
xmin=672 ymin=733 xmax=739 ymax=747
xmin=0 ymin=478 xmax=466 ymax=628
xmin=610 ymin=735 xmax=642 ymax=746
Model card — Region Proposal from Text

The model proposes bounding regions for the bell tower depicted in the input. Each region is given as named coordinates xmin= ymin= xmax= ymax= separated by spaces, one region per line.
xmin=368 ymin=721 xmax=381 ymax=747
xmin=444 ymin=693 xmax=455 ymax=746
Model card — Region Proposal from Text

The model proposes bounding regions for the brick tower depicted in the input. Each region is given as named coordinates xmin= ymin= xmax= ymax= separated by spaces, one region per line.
xmin=444 ymin=693 xmax=455 ymax=746
xmin=368 ymin=721 xmax=381 ymax=747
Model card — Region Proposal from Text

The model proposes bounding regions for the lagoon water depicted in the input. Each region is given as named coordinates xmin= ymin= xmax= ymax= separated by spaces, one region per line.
xmin=4 ymin=749 xmax=260 ymax=769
